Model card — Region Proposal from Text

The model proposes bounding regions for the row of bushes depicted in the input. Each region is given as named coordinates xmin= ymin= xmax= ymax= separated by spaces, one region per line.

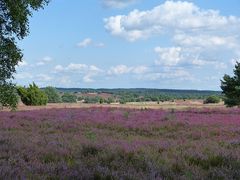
xmin=17 ymin=83 xmax=77 ymax=106
xmin=79 ymin=96 xmax=221 ymax=105
xmin=78 ymin=96 xmax=114 ymax=104
xmin=16 ymin=83 xmax=222 ymax=106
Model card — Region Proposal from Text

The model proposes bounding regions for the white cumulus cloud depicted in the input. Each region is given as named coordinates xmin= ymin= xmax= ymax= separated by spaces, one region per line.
xmin=104 ymin=1 xmax=240 ymax=41
xmin=77 ymin=38 xmax=104 ymax=48
xmin=36 ymin=56 xmax=53 ymax=66
xmin=154 ymin=47 xmax=182 ymax=66
xmin=173 ymin=33 xmax=239 ymax=50
xmin=77 ymin=38 xmax=92 ymax=48
xmin=83 ymin=74 xmax=95 ymax=83
xmin=108 ymin=65 xmax=148 ymax=75
xmin=53 ymin=63 xmax=103 ymax=83
xmin=54 ymin=65 xmax=64 ymax=72
xmin=108 ymin=65 xmax=132 ymax=75
xmin=66 ymin=63 xmax=88 ymax=72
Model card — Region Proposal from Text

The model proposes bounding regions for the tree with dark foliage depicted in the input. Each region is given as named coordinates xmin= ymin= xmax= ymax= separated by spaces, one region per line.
xmin=0 ymin=0 xmax=49 ymax=109
xmin=44 ymin=86 xmax=61 ymax=103
xmin=17 ymin=82 xmax=48 ymax=106
xmin=62 ymin=93 xmax=77 ymax=103
xmin=221 ymin=61 xmax=240 ymax=107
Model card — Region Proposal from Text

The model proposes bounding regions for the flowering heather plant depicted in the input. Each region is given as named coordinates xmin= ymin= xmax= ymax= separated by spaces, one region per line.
xmin=0 ymin=107 xmax=240 ymax=179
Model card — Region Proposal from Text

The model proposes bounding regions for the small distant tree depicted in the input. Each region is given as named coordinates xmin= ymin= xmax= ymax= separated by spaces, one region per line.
xmin=221 ymin=61 xmax=240 ymax=107
xmin=119 ymin=99 xmax=126 ymax=104
xmin=204 ymin=95 xmax=220 ymax=104
xmin=62 ymin=93 xmax=77 ymax=103
xmin=17 ymin=83 xmax=48 ymax=106
xmin=107 ymin=97 xmax=114 ymax=104
xmin=77 ymin=96 xmax=84 ymax=101
xmin=44 ymin=87 xmax=61 ymax=103
xmin=99 ymin=98 xmax=104 ymax=104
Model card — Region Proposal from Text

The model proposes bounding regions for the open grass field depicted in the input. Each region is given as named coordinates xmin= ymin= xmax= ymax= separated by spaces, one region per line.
xmin=0 ymin=104 xmax=240 ymax=179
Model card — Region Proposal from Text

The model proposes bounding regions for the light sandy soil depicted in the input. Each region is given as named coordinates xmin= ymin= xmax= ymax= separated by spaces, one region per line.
xmin=2 ymin=100 xmax=226 ymax=112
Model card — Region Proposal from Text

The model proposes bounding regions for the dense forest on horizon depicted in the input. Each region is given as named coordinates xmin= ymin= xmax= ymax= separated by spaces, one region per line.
xmin=49 ymin=88 xmax=222 ymax=104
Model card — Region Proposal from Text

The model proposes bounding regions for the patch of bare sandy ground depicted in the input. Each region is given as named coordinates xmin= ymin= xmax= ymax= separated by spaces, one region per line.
xmin=2 ymin=100 xmax=226 ymax=112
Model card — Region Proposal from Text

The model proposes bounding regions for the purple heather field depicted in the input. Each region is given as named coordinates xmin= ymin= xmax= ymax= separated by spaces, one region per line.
xmin=0 ymin=107 xmax=240 ymax=179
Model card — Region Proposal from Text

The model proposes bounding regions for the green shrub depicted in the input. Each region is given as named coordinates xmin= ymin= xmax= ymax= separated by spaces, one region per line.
xmin=99 ymin=98 xmax=104 ymax=104
xmin=83 ymin=96 xmax=100 ymax=104
xmin=0 ymin=83 xmax=18 ymax=110
xmin=106 ymin=97 xmax=114 ymax=104
xmin=119 ymin=99 xmax=126 ymax=104
xmin=44 ymin=86 xmax=61 ymax=103
xmin=17 ymin=83 xmax=48 ymax=106
xmin=204 ymin=95 xmax=221 ymax=104
xmin=77 ymin=96 xmax=84 ymax=101
xmin=62 ymin=93 xmax=77 ymax=103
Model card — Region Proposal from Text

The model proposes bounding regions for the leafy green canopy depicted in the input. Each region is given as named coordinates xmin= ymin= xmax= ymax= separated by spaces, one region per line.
xmin=221 ymin=62 xmax=240 ymax=107
xmin=0 ymin=0 xmax=49 ymax=109
xmin=203 ymin=95 xmax=221 ymax=104
xmin=17 ymin=82 xmax=48 ymax=106
xmin=62 ymin=93 xmax=77 ymax=103
xmin=44 ymin=86 xmax=61 ymax=103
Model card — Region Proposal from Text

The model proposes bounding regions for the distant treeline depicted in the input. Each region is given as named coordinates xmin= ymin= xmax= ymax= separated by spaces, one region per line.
xmin=55 ymin=88 xmax=222 ymax=104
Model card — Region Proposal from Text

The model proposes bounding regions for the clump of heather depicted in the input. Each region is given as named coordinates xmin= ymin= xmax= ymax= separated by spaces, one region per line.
xmin=0 ymin=107 xmax=240 ymax=179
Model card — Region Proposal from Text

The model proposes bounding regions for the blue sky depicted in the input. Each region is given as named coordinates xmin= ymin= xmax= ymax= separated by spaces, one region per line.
xmin=15 ymin=0 xmax=240 ymax=90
